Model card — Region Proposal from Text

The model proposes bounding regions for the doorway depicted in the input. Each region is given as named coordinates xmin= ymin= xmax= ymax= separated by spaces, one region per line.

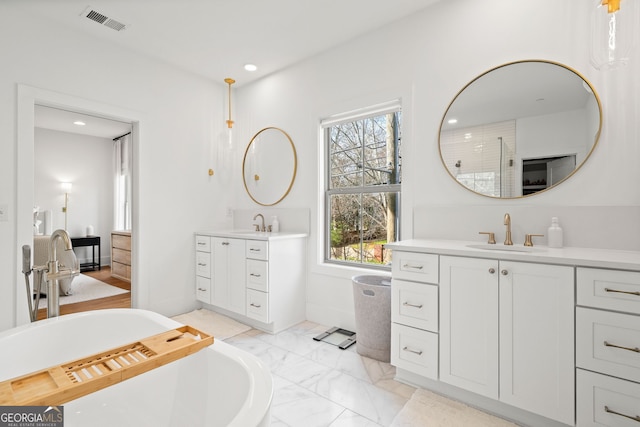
xmin=16 ymin=84 xmax=142 ymax=326
xmin=33 ymin=105 xmax=133 ymax=319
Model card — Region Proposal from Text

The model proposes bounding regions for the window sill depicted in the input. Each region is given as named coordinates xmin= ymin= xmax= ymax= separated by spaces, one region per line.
xmin=311 ymin=260 xmax=391 ymax=280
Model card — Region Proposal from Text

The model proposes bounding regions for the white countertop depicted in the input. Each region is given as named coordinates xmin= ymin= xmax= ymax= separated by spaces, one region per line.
xmin=196 ymin=230 xmax=308 ymax=241
xmin=385 ymin=239 xmax=640 ymax=271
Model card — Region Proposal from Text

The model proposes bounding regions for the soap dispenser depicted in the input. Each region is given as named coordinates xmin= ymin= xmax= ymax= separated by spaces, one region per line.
xmin=271 ymin=216 xmax=280 ymax=233
xmin=547 ymin=217 xmax=563 ymax=248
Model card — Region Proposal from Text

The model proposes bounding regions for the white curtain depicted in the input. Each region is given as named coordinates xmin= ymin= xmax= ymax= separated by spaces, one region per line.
xmin=114 ymin=134 xmax=132 ymax=230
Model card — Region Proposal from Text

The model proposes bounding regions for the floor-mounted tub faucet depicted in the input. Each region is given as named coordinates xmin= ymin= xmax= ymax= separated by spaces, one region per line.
xmin=45 ymin=229 xmax=77 ymax=318
xmin=504 ymin=213 xmax=513 ymax=245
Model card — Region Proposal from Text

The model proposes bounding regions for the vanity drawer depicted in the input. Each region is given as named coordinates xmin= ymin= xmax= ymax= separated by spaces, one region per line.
xmin=247 ymin=259 xmax=268 ymax=292
xmin=392 ymin=251 xmax=439 ymax=284
xmin=391 ymin=323 xmax=438 ymax=379
xmin=246 ymin=289 xmax=269 ymax=323
xmin=195 ymin=251 xmax=211 ymax=278
xmin=246 ymin=240 xmax=268 ymax=261
xmin=577 ymin=307 xmax=640 ymax=383
xmin=577 ymin=369 xmax=640 ymax=427
xmin=392 ymin=279 xmax=438 ymax=332
xmin=578 ymin=267 xmax=640 ymax=314
xmin=195 ymin=235 xmax=211 ymax=253
xmin=196 ymin=276 xmax=210 ymax=303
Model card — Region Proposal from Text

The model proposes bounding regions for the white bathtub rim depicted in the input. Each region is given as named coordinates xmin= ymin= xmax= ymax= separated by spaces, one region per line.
xmin=0 ymin=308 xmax=273 ymax=427
xmin=0 ymin=308 xmax=175 ymax=340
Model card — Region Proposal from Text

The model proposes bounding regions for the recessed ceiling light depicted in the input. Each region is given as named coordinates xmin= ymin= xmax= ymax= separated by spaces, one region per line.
xmin=73 ymin=121 xmax=86 ymax=126
xmin=448 ymin=118 xmax=458 ymax=124
xmin=244 ymin=64 xmax=257 ymax=72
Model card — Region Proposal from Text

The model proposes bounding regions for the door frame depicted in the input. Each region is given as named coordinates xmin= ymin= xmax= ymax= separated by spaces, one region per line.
xmin=16 ymin=84 xmax=144 ymax=325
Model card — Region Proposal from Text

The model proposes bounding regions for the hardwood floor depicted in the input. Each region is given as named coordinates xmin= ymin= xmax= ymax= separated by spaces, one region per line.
xmin=36 ymin=266 xmax=131 ymax=320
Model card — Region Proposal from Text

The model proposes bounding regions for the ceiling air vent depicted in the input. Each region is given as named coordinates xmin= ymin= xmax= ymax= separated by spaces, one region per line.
xmin=81 ymin=6 xmax=128 ymax=32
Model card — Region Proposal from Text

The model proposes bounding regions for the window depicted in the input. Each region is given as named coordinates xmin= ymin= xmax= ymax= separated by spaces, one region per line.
xmin=114 ymin=133 xmax=132 ymax=230
xmin=323 ymin=102 xmax=401 ymax=268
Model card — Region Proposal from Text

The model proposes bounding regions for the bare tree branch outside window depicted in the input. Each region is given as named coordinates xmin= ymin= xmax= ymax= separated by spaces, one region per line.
xmin=326 ymin=111 xmax=401 ymax=267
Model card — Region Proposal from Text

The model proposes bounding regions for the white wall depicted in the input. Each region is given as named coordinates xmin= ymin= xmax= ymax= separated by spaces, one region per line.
xmin=34 ymin=128 xmax=114 ymax=265
xmin=233 ymin=0 xmax=640 ymax=330
xmin=1 ymin=6 xmax=231 ymax=330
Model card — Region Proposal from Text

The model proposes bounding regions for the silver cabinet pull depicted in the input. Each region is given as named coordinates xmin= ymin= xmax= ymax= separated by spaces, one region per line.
xmin=403 ymin=302 xmax=423 ymax=309
xmin=604 ymin=341 xmax=640 ymax=353
xmin=221 ymin=241 xmax=230 ymax=246
xmin=605 ymin=287 xmax=640 ymax=297
xmin=501 ymin=269 xmax=508 ymax=276
xmin=250 ymin=248 xmax=261 ymax=252
xmin=604 ymin=406 xmax=640 ymax=422
xmin=197 ymin=242 xmax=206 ymax=245
xmin=250 ymin=303 xmax=261 ymax=308
xmin=197 ymin=288 xmax=207 ymax=291
xmin=250 ymin=273 xmax=261 ymax=278
xmin=402 ymin=264 xmax=424 ymax=270
xmin=402 ymin=346 xmax=423 ymax=355
xmin=197 ymin=262 xmax=207 ymax=266
xmin=489 ymin=268 xmax=495 ymax=274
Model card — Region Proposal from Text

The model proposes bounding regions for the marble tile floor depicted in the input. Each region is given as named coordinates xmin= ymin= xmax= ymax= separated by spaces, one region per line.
xmin=215 ymin=318 xmax=517 ymax=427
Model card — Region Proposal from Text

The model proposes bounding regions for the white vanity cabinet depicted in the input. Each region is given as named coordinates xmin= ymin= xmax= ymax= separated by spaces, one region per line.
xmin=194 ymin=235 xmax=245 ymax=314
xmin=498 ymin=260 xmax=574 ymax=425
xmin=386 ymin=239 xmax=640 ymax=427
xmin=440 ymin=256 xmax=574 ymax=424
xmin=246 ymin=240 xmax=269 ymax=322
xmin=195 ymin=232 xmax=307 ymax=334
xmin=195 ymin=235 xmax=211 ymax=302
xmin=576 ymin=267 xmax=640 ymax=426
xmin=439 ymin=256 xmax=499 ymax=399
xmin=390 ymin=251 xmax=439 ymax=379
xmin=244 ymin=238 xmax=306 ymax=332
xmin=212 ymin=237 xmax=246 ymax=315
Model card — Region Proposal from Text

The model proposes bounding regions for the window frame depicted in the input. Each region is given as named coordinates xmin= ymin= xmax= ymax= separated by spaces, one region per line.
xmin=322 ymin=101 xmax=402 ymax=270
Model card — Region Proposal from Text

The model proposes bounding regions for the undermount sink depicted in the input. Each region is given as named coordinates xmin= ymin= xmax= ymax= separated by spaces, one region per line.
xmin=466 ymin=244 xmax=545 ymax=253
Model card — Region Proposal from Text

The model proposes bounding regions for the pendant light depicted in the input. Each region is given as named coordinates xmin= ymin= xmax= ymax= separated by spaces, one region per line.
xmin=225 ymin=78 xmax=235 ymax=147
xmin=590 ymin=0 xmax=639 ymax=70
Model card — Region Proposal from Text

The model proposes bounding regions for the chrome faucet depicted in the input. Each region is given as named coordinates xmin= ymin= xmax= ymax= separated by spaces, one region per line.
xmin=504 ymin=213 xmax=513 ymax=245
xmin=45 ymin=229 xmax=77 ymax=318
xmin=253 ymin=213 xmax=266 ymax=232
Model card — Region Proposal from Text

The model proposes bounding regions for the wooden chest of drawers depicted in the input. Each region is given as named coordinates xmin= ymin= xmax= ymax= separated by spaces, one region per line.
xmin=111 ymin=231 xmax=131 ymax=282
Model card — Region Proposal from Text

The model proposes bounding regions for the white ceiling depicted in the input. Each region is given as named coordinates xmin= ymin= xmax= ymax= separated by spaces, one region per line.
xmin=20 ymin=0 xmax=441 ymax=138
xmin=16 ymin=0 xmax=441 ymax=87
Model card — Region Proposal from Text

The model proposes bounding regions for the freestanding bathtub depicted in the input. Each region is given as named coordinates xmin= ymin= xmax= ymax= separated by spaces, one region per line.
xmin=0 ymin=309 xmax=273 ymax=427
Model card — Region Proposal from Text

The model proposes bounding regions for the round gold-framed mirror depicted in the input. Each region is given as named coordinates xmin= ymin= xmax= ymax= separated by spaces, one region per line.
xmin=242 ymin=127 xmax=297 ymax=206
xmin=439 ymin=60 xmax=602 ymax=198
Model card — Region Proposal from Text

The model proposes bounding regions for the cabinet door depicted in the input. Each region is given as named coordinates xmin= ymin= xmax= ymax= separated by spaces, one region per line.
xmin=212 ymin=237 xmax=246 ymax=314
xmin=391 ymin=323 xmax=438 ymax=379
xmin=195 ymin=251 xmax=211 ymax=278
xmin=212 ymin=238 xmax=230 ymax=308
xmin=247 ymin=259 xmax=268 ymax=292
xmin=196 ymin=275 xmax=211 ymax=303
xmin=499 ymin=261 xmax=574 ymax=425
xmin=247 ymin=289 xmax=269 ymax=323
xmin=227 ymin=238 xmax=246 ymax=315
xmin=391 ymin=279 xmax=438 ymax=332
xmin=440 ymin=256 xmax=499 ymax=399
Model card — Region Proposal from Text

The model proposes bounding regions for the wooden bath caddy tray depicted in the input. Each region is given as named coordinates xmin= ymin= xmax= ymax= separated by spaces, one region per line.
xmin=0 ymin=325 xmax=213 ymax=406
